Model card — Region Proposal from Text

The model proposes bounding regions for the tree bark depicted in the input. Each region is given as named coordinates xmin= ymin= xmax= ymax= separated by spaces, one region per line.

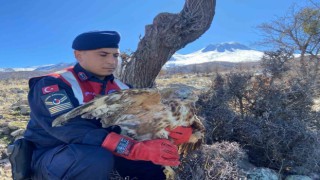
xmin=120 ymin=0 xmax=216 ymax=88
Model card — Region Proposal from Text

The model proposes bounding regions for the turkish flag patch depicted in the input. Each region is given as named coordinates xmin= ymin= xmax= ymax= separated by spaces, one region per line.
xmin=42 ymin=85 xmax=59 ymax=94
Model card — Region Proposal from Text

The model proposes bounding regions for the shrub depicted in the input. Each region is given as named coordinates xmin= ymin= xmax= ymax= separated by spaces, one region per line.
xmin=197 ymin=72 xmax=320 ymax=175
xmin=176 ymin=142 xmax=247 ymax=180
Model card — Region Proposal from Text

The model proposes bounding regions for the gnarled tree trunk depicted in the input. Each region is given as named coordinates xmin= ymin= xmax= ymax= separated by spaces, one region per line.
xmin=119 ymin=0 xmax=216 ymax=88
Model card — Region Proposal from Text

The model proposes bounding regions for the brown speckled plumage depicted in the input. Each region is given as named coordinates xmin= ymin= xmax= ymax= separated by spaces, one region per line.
xmin=52 ymin=85 xmax=205 ymax=179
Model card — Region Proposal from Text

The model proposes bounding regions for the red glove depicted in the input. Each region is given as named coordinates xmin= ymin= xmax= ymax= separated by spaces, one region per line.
xmin=166 ymin=126 xmax=192 ymax=145
xmin=102 ymin=132 xmax=180 ymax=166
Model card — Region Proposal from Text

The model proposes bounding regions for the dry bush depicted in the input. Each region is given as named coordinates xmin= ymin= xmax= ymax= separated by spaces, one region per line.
xmin=196 ymin=74 xmax=236 ymax=144
xmin=197 ymin=71 xmax=320 ymax=175
xmin=109 ymin=142 xmax=248 ymax=180
xmin=235 ymin=116 xmax=320 ymax=175
xmin=175 ymin=142 xmax=247 ymax=180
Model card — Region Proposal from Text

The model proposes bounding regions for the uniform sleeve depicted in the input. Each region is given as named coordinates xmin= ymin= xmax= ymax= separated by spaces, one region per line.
xmin=28 ymin=76 xmax=109 ymax=146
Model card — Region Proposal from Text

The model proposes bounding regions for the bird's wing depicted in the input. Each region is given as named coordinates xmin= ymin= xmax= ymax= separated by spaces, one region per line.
xmin=179 ymin=115 xmax=206 ymax=155
xmin=52 ymin=89 xmax=161 ymax=127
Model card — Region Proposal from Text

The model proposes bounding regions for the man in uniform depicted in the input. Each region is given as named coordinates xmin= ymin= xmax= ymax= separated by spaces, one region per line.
xmin=24 ymin=30 xmax=192 ymax=179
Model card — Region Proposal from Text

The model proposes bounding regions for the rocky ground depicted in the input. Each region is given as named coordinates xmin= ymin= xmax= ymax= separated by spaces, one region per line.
xmin=0 ymin=79 xmax=29 ymax=179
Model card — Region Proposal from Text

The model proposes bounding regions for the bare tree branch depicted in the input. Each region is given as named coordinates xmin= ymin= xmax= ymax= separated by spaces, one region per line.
xmin=257 ymin=4 xmax=320 ymax=86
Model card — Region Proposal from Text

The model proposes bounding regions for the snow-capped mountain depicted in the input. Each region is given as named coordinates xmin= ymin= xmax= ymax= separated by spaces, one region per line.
xmin=201 ymin=42 xmax=251 ymax=52
xmin=0 ymin=67 xmax=36 ymax=72
xmin=166 ymin=42 xmax=264 ymax=67
xmin=0 ymin=42 xmax=264 ymax=72
xmin=0 ymin=62 xmax=75 ymax=72
xmin=33 ymin=62 xmax=75 ymax=71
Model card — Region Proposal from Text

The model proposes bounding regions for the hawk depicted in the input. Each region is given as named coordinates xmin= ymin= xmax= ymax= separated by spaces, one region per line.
xmin=52 ymin=84 xmax=205 ymax=179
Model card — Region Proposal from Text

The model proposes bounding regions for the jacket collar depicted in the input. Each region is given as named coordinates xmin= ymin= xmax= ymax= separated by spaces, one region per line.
xmin=73 ymin=63 xmax=114 ymax=83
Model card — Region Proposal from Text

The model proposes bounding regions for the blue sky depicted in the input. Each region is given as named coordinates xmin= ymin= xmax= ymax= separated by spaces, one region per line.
xmin=0 ymin=0 xmax=308 ymax=68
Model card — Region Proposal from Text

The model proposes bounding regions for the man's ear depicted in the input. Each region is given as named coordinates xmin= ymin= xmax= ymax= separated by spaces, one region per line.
xmin=74 ymin=50 xmax=82 ymax=63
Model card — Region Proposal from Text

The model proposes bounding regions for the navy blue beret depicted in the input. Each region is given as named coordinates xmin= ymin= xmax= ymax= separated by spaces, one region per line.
xmin=72 ymin=31 xmax=121 ymax=50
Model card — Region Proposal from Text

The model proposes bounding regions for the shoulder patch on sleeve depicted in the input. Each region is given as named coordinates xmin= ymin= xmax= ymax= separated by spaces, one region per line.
xmin=41 ymin=90 xmax=74 ymax=117
xmin=42 ymin=84 xmax=59 ymax=94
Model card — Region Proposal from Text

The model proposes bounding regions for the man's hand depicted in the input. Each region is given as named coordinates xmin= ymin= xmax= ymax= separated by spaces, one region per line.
xmin=165 ymin=126 xmax=192 ymax=145
xmin=102 ymin=132 xmax=180 ymax=166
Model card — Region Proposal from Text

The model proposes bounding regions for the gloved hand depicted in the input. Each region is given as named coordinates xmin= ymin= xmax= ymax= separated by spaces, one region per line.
xmin=165 ymin=126 xmax=192 ymax=145
xmin=102 ymin=132 xmax=180 ymax=166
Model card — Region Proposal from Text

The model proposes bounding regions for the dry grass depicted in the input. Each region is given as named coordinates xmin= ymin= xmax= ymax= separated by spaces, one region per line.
xmin=0 ymin=79 xmax=29 ymax=121
xmin=156 ymin=73 xmax=212 ymax=89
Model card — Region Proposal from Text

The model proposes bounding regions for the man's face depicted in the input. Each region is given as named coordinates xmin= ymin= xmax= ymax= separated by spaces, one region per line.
xmin=74 ymin=48 xmax=120 ymax=79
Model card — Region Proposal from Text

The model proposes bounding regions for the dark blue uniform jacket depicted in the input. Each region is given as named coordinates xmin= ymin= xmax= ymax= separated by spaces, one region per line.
xmin=24 ymin=64 xmax=166 ymax=180
xmin=24 ymin=64 xmax=117 ymax=152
